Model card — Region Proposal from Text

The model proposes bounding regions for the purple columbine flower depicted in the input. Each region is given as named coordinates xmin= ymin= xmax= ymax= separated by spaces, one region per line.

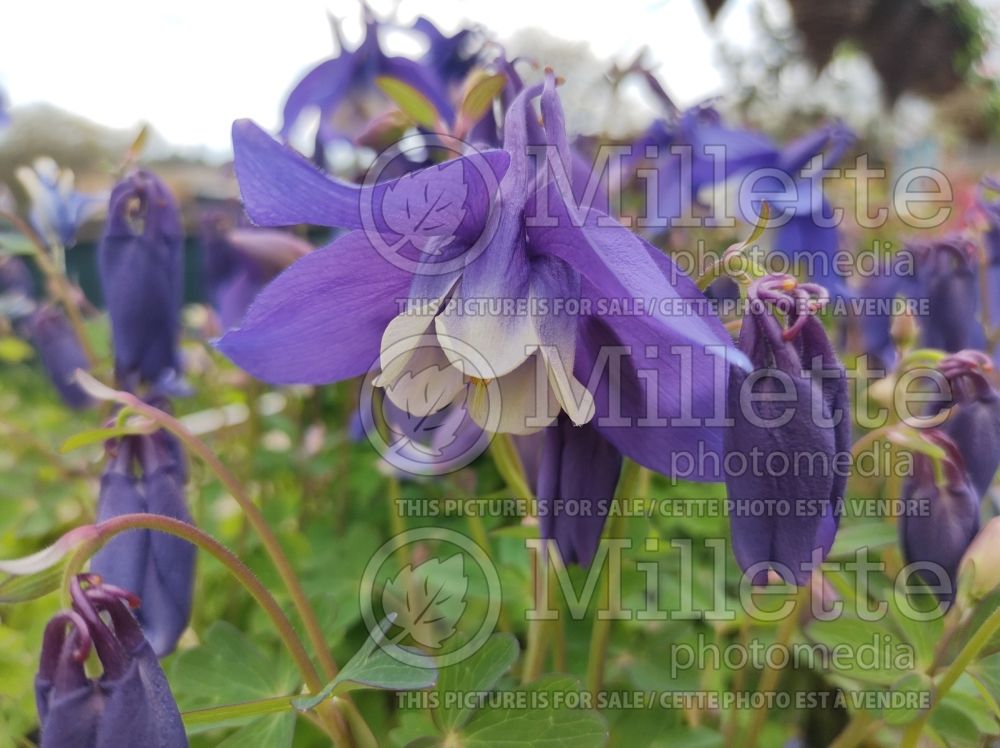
xmin=900 ymin=431 xmax=981 ymax=604
xmin=0 ymin=255 xmax=37 ymax=325
xmin=35 ymin=575 xmax=188 ymax=747
xmin=199 ymin=210 xmax=311 ymax=331
xmin=535 ymin=415 xmax=622 ymax=566
xmin=15 ymin=157 xmax=103 ymax=248
xmin=280 ymin=8 xmax=456 ymax=148
xmin=934 ymin=351 xmax=1000 ymax=497
xmin=412 ymin=17 xmax=483 ymax=87
xmin=631 ymin=105 xmax=855 ymax=293
xmin=218 ymin=72 xmax=742 ymax=480
xmin=98 ymin=170 xmax=184 ymax=390
xmin=90 ymin=429 xmax=194 ymax=657
xmin=26 ymin=304 xmax=93 ymax=410
xmin=725 ymin=275 xmax=850 ymax=586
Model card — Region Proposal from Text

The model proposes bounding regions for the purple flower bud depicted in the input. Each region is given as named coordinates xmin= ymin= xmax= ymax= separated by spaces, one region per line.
xmin=98 ymin=170 xmax=183 ymax=388
xmin=26 ymin=305 xmax=93 ymax=410
xmin=725 ymin=276 xmax=850 ymax=586
xmin=35 ymin=576 xmax=188 ymax=747
xmin=910 ymin=237 xmax=984 ymax=353
xmin=536 ymin=416 xmax=623 ymax=567
xmin=899 ymin=431 xmax=981 ymax=604
xmin=934 ymin=351 xmax=1000 ymax=497
xmin=90 ymin=431 xmax=194 ymax=656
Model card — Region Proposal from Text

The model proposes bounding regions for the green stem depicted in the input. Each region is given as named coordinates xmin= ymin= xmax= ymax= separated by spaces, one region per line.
xmin=901 ymin=605 xmax=1000 ymax=747
xmin=182 ymin=695 xmax=296 ymax=729
xmin=489 ymin=432 xmax=533 ymax=500
xmin=585 ymin=460 xmax=642 ymax=696
xmin=741 ymin=586 xmax=808 ymax=748
xmin=0 ymin=210 xmax=96 ymax=365
xmin=521 ymin=553 xmax=550 ymax=684
xmin=828 ymin=713 xmax=882 ymax=748
xmin=83 ymin=513 xmax=351 ymax=747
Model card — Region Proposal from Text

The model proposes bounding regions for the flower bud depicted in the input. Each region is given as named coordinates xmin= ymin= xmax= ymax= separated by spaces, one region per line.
xmin=725 ymin=275 xmax=850 ymax=586
xmin=899 ymin=431 xmax=981 ymax=604
xmin=957 ymin=516 xmax=1000 ymax=605
xmin=911 ymin=237 xmax=983 ymax=353
xmin=535 ymin=416 xmax=623 ymax=567
xmin=98 ymin=170 xmax=183 ymax=388
xmin=26 ymin=305 xmax=93 ymax=410
xmin=35 ymin=575 xmax=188 ymax=747
xmin=935 ymin=351 xmax=1000 ymax=497
xmin=90 ymin=430 xmax=194 ymax=656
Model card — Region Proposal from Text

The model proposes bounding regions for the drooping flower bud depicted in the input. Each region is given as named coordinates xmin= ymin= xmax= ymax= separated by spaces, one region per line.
xmin=725 ymin=275 xmax=850 ymax=586
xmin=899 ymin=431 xmax=981 ymax=604
xmin=934 ymin=351 xmax=1000 ymax=497
xmin=90 ymin=430 xmax=194 ymax=656
xmin=98 ymin=170 xmax=183 ymax=389
xmin=535 ymin=416 xmax=623 ymax=567
xmin=26 ymin=305 xmax=93 ymax=410
xmin=34 ymin=576 xmax=188 ymax=747
xmin=910 ymin=237 xmax=984 ymax=353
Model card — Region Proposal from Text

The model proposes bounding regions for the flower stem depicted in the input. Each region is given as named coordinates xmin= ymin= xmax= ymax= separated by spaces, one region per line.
xmin=0 ymin=210 xmax=96 ymax=365
xmin=901 ymin=605 xmax=1000 ymax=747
xmin=585 ymin=460 xmax=642 ymax=697
xmin=741 ymin=585 xmax=808 ymax=748
xmin=85 ymin=513 xmax=352 ymax=746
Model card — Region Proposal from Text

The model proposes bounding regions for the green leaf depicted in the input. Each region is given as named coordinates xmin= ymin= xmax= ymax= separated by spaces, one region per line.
xmin=459 ymin=73 xmax=506 ymax=123
xmin=383 ymin=555 xmax=469 ymax=649
xmin=0 ymin=525 xmax=100 ymax=603
xmin=804 ymin=615 xmax=910 ymax=686
xmin=433 ymin=633 xmax=519 ymax=732
xmin=170 ymin=621 xmax=299 ymax=727
xmin=375 ymin=76 xmax=441 ymax=129
xmin=215 ymin=712 xmax=296 ymax=748
xmin=295 ymin=618 xmax=438 ymax=711
xmin=60 ymin=420 xmax=157 ymax=453
xmin=456 ymin=676 xmax=608 ymax=747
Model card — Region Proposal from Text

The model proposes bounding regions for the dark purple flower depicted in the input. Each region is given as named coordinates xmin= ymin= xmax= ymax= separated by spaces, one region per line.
xmin=631 ymin=105 xmax=855 ymax=293
xmin=35 ymin=576 xmax=188 ymax=747
xmin=280 ymin=9 xmax=455 ymax=147
xmin=910 ymin=237 xmax=985 ymax=353
xmin=26 ymin=304 xmax=93 ymax=410
xmin=412 ymin=17 xmax=483 ymax=86
xmin=219 ymin=73 xmax=743 ymax=481
xmin=90 ymin=430 xmax=194 ymax=657
xmin=934 ymin=351 xmax=1000 ymax=497
xmin=98 ymin=170 xmax=184 ymax=389
xmin=536 ymin=415 xmax=623 ymax=567
xmin=899 ymin=431 xmax=981 ymax=604
xmin=725 ymin=275 xmax=850 ymax=586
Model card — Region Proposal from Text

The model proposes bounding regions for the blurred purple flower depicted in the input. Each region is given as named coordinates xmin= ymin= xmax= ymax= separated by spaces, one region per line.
xmin=900 ymin=431 xmax=981 ymax=604
xmin=34 ymin=576 xmax=187 ymax=747
xmin=26 ymin=304 xmax=93 ymax=410
xmin=90 ymin=429 xmax=194 ymax=657
xmin=15 ymin=157 xmax=103 ymax=248
xmin=0 ymin=87 xmax=9 ymax=129
xmin=725 ymin=275 xmax=850 ymax=586
xmin=280 ymin=9 xmax=456 ymax=147
xmin=199 ymin=210 xmax=311 ymax=331
xmin=98 ymin=170 xmax=184 ymax=389
xmin=632 ymin=106 xmax=855 ymax=293
xmin=219 ymin=73 xmax=742 ymax=480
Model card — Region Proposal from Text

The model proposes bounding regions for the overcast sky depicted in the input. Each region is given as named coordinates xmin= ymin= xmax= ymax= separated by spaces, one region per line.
xmin=0 ymin=0 xmax=760 ymax=154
